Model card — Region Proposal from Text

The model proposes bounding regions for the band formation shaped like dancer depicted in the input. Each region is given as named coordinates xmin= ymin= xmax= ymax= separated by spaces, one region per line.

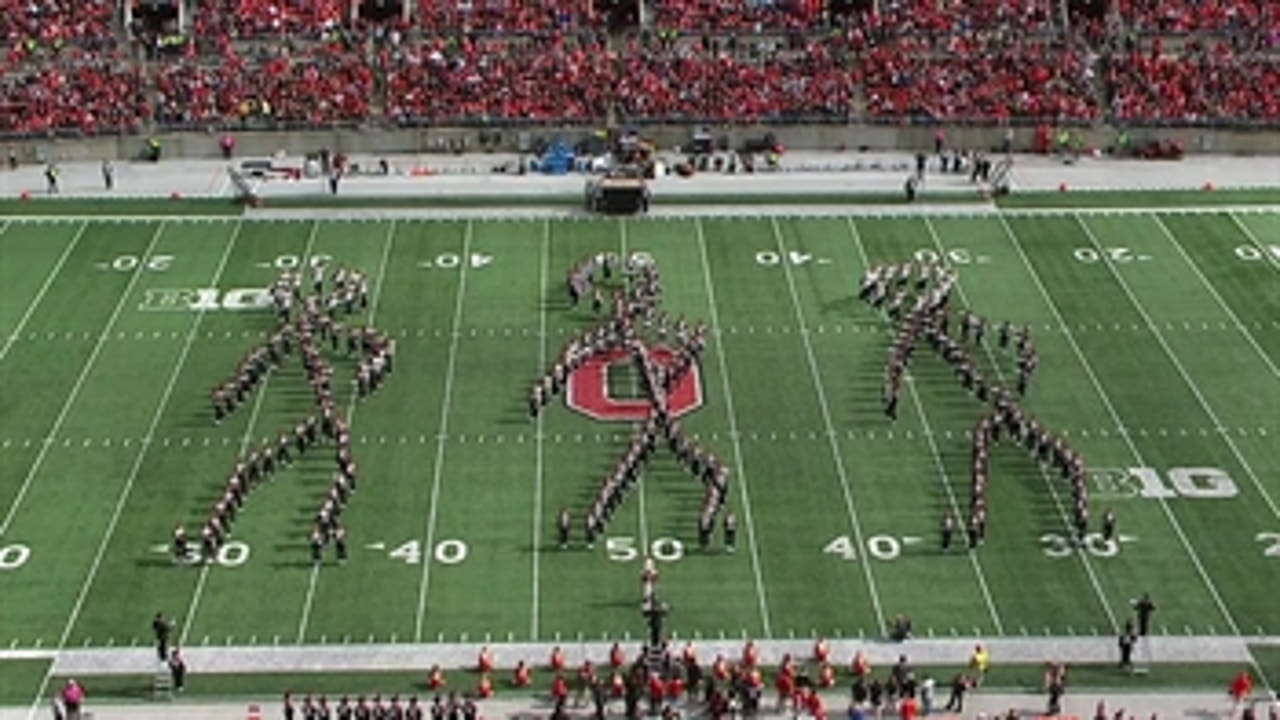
xmin=858 ymin=260 xmax=1093 ymax=549
xmin=529 ymin=251 xmax=737 ymax=553
xmin=173 ymin=263 xmax=394 ymax=566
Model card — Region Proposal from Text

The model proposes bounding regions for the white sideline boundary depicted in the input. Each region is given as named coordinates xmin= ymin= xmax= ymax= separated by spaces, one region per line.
xmin=0 ymin=203 xmax=1275 ymax=223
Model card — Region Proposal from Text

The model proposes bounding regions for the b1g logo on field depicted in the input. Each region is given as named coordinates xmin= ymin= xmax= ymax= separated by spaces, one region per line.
xmin=566 ymin=345 xmax=704 ymax=422
xmin=139 ymin=288 xmax=272 ymax=312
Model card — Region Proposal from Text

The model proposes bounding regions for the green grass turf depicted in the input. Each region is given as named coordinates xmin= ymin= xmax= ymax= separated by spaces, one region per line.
xmin=0 ymin=197 xmax=244 ymax=216
xmin=0 ymin=210 xmax=1277 ymax=667
xmin=1248 ymin=646 xmax=1280 ymax=688
xmin=995 ymin=188 xmax=1280 ymax=209
xmin=0 ymin=660 xmax=51 ymax=706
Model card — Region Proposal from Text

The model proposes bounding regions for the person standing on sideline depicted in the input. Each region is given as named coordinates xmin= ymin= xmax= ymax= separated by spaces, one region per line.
xmin=168 ymin=647 xmax=187 ymax=692
xmin=1045 ymin=663 xmax=1067 ymax=715
xmin=1118 ymin=621 xmax=1137 ymax=670
xmin=944 ymin=673 xmax=970 ymax=712
xmin=60 ymin=679 xmax=84 ymax=720
xmin=920 ymin=675 xmax=935 ymax=715
xmin=1229 ymin=670 xmax=1253 ymax=715
xmin=1132 ymin=593 xmax=1156 ymax=636
xmin=968 ymin=644 xmax=990 ymax=686
xmin=44 ymin=163 xmax=58 ymax=194
xmin=152 ymin=612 xmax=173 ymax=661
xmin=101 ymin=159 xmax=114 ymax=190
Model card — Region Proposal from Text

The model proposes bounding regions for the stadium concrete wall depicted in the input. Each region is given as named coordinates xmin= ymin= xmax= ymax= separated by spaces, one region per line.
xmin=9 ymin=123 xmax=1278 ymax=163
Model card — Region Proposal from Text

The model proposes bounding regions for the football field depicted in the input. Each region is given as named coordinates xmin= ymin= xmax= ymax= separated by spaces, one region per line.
xmin=0 ymin=207 xmax=1277 ymax=661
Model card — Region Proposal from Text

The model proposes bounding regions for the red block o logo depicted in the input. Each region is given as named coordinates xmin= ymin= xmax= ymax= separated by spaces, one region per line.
xmin=566 ymin=345 xmax=704 ymax=422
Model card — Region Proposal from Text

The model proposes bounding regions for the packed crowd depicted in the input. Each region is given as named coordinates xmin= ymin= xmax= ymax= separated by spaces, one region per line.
xmin=197 ymin=0 xmax=351 ymax=39
xmin=861 ymin=34 xmax=1104 ymax=122
xmin=863 ymin=0 xmax=1057 ymax=36
xmin=1 ymin=0 xmax=1276 ymax=136
xmin=1106 ymin=39 xmax=1280 ymax=124
xmin=417 ymin=0 xmax=595 ymax=33
xmin=0 ymin=0 xmax=118 ymax=56
xmin=383 ymin=35 xmax=614 ymax=124
xmin=1116 ymin=0 xmax=1278 ymax=35
xmin=153 ymin=45 xmax=375 ymax=128
xmin=650 ymin=0 xmax=823 ymax=31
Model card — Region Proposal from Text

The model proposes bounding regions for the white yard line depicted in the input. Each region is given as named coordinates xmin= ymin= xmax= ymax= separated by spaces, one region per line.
xmin=847 ymin=217 xmax=1007 ymax=635
xmin=1076 ymin=215 xmax=1280 ymax=522
xmin=1228 ymin=212 xmax=1280 ymax=272
xmin=0 ymin=223 xmax=168 ymax=538
xmin=530 ymin=220 xmax=549 ymax=641
xmin=414 ymin=220 xmax=473 ymax=643
xmin=769 ymin=217 xmax=887 ymax=637
xmin=0 ymin=221 xmax=87 ymax=363
xmin=25 ymin=221 xmax=244 ymax=720
xmin=620 ymin=219 xmax=651 ymax=552
xmin=179 ymin=220 xmax=323 ymax=648
xmin=997 ymin=215 xmax=1246 ymax=637
xmin=694 ymin=219 xmax=773 ymax=639
xmin=1154 ymin=216 xmax=1280 ymax=381
xmin=296 ymin=220 xmax=397 ymax=644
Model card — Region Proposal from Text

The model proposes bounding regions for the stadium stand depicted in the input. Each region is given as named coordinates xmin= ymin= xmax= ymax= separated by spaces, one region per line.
xmin=0 ymin=0 xmax=119 ymax=54
xmin=417 ymin=0 xmax=598 ymax=33
xmin=615 ymin=36 xmax=852 ymax=123
xmin=1 ymin=0 xmax=1277 ymax=136
xmin=861 ymin=35 xmax=1103 ymax=122
xmin=199 ymin=0 xmax=351 ymax=39
xmin=154 ymin=45 xmax=375 ymax=127
xmin=383 ymin=35 xmax=614 ymax=124
xmin=649 ymin=0 xmax=823 ymax=31
xmin=1105 ymin=39 xmax=1280 ymax=124
xmin=1115 ymin=0 xmax=1276 ymax=35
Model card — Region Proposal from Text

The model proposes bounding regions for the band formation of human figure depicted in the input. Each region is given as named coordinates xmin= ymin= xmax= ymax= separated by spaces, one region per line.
xmin=173 ymin=262 xmax=394 ymax=565
xmin=858 ymin=260 xmax=1092 ymax=548
xmin=529 ymin=251 xmax=736 ymax=552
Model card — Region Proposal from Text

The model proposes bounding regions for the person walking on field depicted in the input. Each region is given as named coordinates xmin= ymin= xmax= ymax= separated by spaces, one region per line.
xmin=944 ymin=673 xmax=971 ymax=712
xmin=1132 ymin=593 xmax=1156 ymax=636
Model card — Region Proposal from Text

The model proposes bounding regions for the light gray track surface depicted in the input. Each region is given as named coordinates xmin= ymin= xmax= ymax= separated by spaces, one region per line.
xmin=23 ymin=637 xmax=1275 ymax=676
xmin=1 ymin=152 xmax=1275 ymax=202
xmin=3 ymin=637 xmax=1274 ymax=718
